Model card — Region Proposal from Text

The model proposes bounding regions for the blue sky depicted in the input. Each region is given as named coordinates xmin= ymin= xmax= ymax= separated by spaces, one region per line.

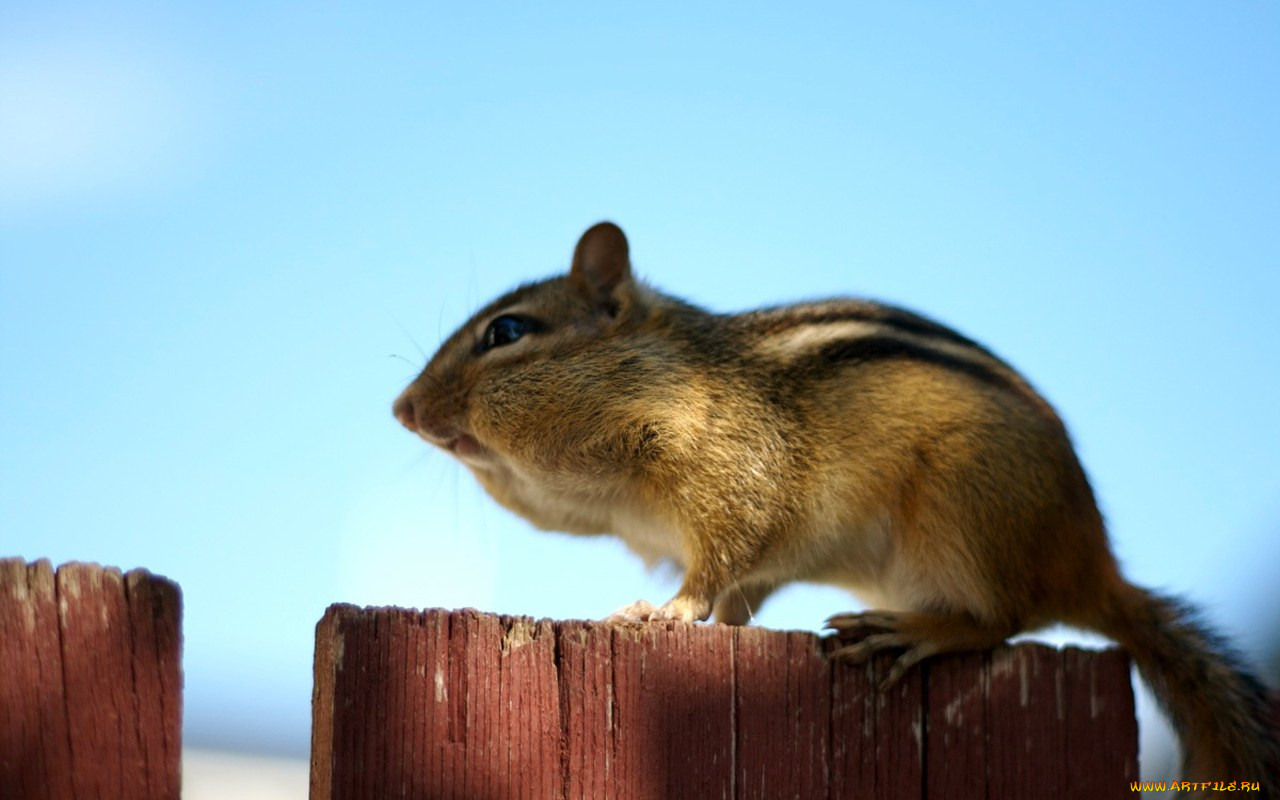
xmin=3 ymin=2 xmax=1277 ymax=771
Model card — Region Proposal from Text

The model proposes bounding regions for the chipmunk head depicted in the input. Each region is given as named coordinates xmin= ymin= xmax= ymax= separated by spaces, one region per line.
xmin=393 ymin=222 xmax=644 ymax=469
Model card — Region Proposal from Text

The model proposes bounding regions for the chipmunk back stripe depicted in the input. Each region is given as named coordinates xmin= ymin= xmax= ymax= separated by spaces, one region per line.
xmin=815 ymin=334 xmax=1017 ymax=395
xmin=752 ymin=302 xmax=994 ymax=359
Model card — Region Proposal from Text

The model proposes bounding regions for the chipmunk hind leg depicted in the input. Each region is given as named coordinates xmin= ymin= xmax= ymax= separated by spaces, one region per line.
xmin=827 ymin=609 xmax=1017 ymax=689
xmin=824 ymin=413 xmax=1120 ymax=687
xmin=822 ymin=452 xmax=1056 ymax=689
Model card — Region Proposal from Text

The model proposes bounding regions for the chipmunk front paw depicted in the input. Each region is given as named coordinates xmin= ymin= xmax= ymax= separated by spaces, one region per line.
xmin=607 ymin=595 xmax=710 ymax=623
xmin=607 ymin=599 xmax=658 ymax=623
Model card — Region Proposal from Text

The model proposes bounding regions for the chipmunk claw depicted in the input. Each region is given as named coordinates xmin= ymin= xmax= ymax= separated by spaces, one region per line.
xmin=827 ymin=610 xmax=938 ymax=690
xmin=825 ymin=610 xmax=902 ymax=634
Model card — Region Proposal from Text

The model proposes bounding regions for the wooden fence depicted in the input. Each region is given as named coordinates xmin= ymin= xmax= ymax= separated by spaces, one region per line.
xmin=2 ymin=559 xmax=1147 ymax=799
xmin=311 ymin=605 xmax=1139 ymax=800
xmin=0 ymin=558 xmax=182 ymax=800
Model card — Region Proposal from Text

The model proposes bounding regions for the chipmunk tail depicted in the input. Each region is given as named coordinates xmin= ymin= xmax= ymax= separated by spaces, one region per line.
xmin=1095 ymin=581 xmax=1279 ymax=795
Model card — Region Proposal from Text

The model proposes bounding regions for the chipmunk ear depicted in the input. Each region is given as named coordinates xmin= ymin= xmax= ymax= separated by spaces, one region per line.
xmin=570 ymin=221 xmax=632 ymax=311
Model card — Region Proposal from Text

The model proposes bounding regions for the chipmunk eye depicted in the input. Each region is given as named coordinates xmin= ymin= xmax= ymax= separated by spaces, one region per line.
xmin=482 ymin=314 xmax=531 ymax=351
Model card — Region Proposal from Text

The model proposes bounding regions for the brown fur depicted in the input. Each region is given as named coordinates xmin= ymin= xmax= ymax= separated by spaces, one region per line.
xmin=393 ymin=222 xmax=1278 ymax=794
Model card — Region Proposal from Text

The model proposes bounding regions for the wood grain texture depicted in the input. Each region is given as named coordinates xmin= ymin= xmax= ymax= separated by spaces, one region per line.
xmin=0 ymin=558 xmax=182 ymax=800
xmin=312 ymin=605 xmax=1139 ymax=800
xmin=987 ymin=644 xmax=1067 ymax=797
xmin=1062 ymin=647 xmax=1140 ymax=795
xmin=924 ymin=650 xmax=986 ymax=800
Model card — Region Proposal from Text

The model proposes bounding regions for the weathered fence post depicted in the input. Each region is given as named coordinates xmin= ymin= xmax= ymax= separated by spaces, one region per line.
xmin=0 ymin=558 xmax=183 ymax=800
xmin=311 ymin=605 xmax=1139 ymax=799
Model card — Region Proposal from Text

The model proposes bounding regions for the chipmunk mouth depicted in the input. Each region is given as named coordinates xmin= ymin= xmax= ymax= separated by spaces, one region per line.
xmin=392 ymin=390 xmax=492 ymax=464
xmin=446 ymin=433 xmax=486 ymax=459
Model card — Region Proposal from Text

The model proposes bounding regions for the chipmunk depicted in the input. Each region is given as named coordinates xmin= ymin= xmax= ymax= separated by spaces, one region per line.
xmin=393 ymin=221 xmax=1278 ymax=791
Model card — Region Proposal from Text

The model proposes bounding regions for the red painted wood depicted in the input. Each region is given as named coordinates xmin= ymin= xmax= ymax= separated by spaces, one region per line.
xmin=311 ymin=606 xmax=1140 ymax=799
xmin=1062 ymin=646 xmax=1139 ymax=798
xmin=124 ymin=568 xmax=183 ymax=800
xmin=314 ymin=607 xmax=566 ymax=800
xmin=924 ymin=651 xmax=987 ymax=800
xmin=987 ymin=644 xmax=1070 ymax=796
xmin=0 ymin=558 xmax=181 ymax=800
xmin=609 ymin=621 xmax=735 ymax=800
xmin=493 ymin=614 xmax=562 ymax=799
xmin=873 ymin=654 xmax=925 ymax=800
xmin=309 ymin=606 xmax=337 ymax=800
xmin=59 ymin=562 xmax=142 ymax=798
xmin=828 ymin=648 xmax=875 ymax=799
xmin=557 ymin=620 xmax=614 ymax=799
xmin=0 ymin=558 xmax=73 ymax=800
xmin=733 ymin=627 xmax=829 ymax=799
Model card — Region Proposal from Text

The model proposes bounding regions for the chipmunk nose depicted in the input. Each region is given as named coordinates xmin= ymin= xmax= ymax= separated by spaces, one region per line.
xmin=394 ymin=389 xmax=462 ymax=446
xmin=392 ymin=392 xmax=420 ymax=433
